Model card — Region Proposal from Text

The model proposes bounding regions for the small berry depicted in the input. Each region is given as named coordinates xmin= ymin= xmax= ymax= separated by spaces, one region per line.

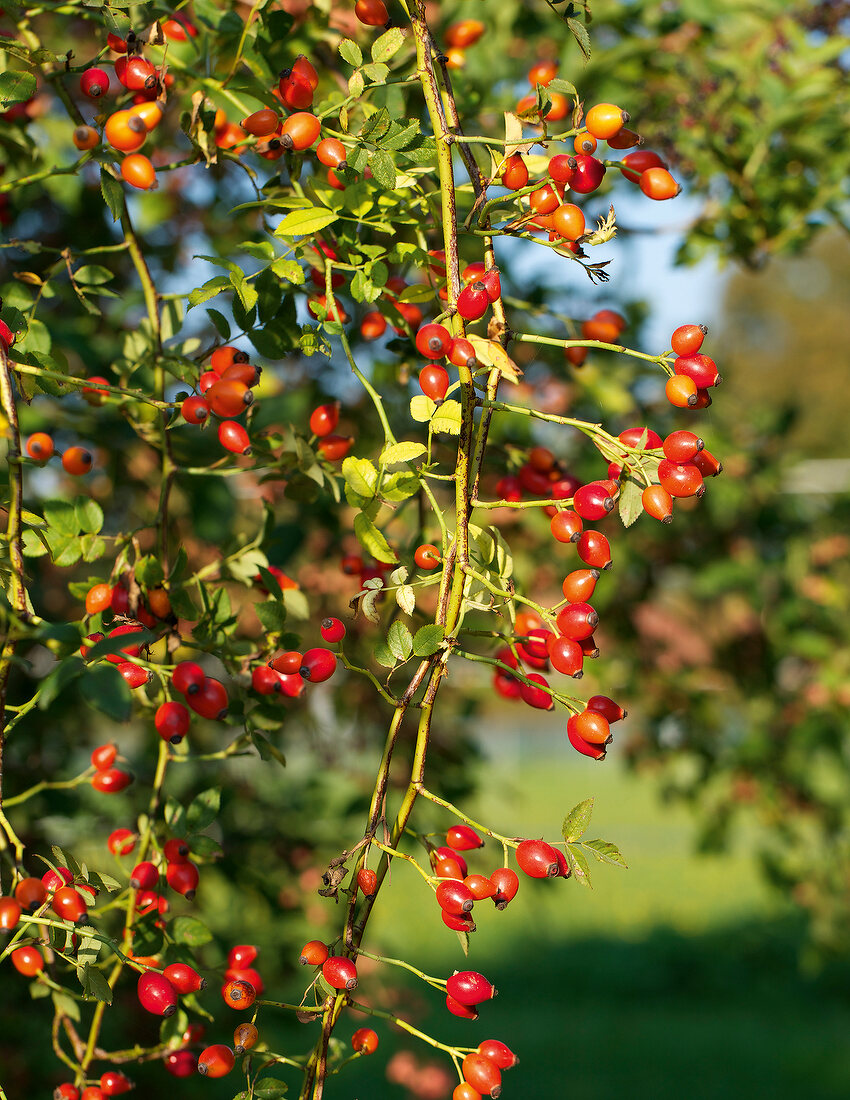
xmin=490 ymin=868 xmax=520 ymax=909
xmin=300 ymin=940 xmax=329 ymax=966
xmin=351 ymin=1027 xmax=379 ymax=1054
xmin=99 ymin=1070 xmax=133 ymax=1095
xmin=233 ymin=1021 xmax=259 ymax=1054
xmin=92 ymin=767 xmax=134 ymax=793
xmin=462 ymin=1052 xmax=502 ymax=1098
xmin=320 ymin=617 xmax=346 ymax=643
xmin=419 ymin=364 xmax=450 ymax=401
xmin=130 ymin=861 xmax=158 ymax=890
xmin=446 ymin=824 xmax=484 ymax=851
xmin=164 ymin=1050 xmax=197 ymax=1077
xmin=26 ymin=432 xmax=54 ymax=461
xmin=414 ymin=543 xmax=441 ymax=570
xmin=478 ymin=1038 xmax=519 ymax=1069
xmin=107 ymin=828 xmax=136 ymax=856
xmin=456 ymin=281 xmax=489 ymax=321
xmin=62 ymin=446 xmax=93 ymax=475
xmin=162 ymin=963 xmax=205 ymax=994
xmin=222 ymin=978 xmax=256 ymax=1009
xmin=642 ymin=484 xmax=674 ymax=523
xmin=446 ymin=994 xmax=479 ymax=1020
xmin=197 ymin=1044 xmax=235 ymax=1078
xmin=515 ymin=838 xmax=560 ymax=878
xmin=670 ymin=323 xmax=707 ymax=356
xmin=137 ymin=971 xmax=178 ymax=1016
xmin=322 ymin=955 xmax=358 ymax=990
xmin=80 ymin=67 xmax=110 ymax=97
xmin=300 ymin=647 xmax=337 ymax=683
xmin=154 ymin=701 xmax=190 ymax=744
xmin=357 ymin=867 xmax=378 ymax=896
xmin=166 ymin=860 xmax=199 ymax=899
xmin=172 ymin=660 xmax=205 ymax=695
xmin=446 ymin=970 xmax=497 ymax=1006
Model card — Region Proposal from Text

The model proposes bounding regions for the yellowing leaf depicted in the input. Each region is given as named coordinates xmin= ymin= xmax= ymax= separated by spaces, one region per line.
xmin=467 ymin=337 xmax=523 ymax=383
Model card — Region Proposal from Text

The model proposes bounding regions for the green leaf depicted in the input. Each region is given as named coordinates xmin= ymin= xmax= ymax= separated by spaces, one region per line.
xmin=567 ymin=16 xmax=592 ymax=61
xmin=169 ymin=587 xmax=200 ymax=621
xmin=84 ymin=629 xmax=152 ymax=662
xmin=81 ymin=963 xmax=113 ymax=1004
xmin=135 ymin=555 xmax=165 ymax=588
xmin=164 ymin=796 xmax=187 ymax=837
xmin=79 ymin=664 xmax=132 ymax=723
xmin=338 ymin=38 xmax=362 ymax=67
xmin=52 ymin=990 xmax=81 ymax=1022
xmin=75 ymin=497 xmax=104 ymax=534
xmin=562 ymin=797 xmax=594 ymax=843
xmin=255 ymin=599 xmax=287 ymax=633
xmin=618 ymin=476 xmax=644 ymax=528
xmin=44 ymin=498 xmax=80 ymax=537
xmin=206 ymin=308 xmax=230 ymax=339
xmin=74 ymin=265 xmax=114 ymax=286
xmin=387 ymin=620 xmax=413 ymax=662
xmin=410 ymin=395 xmax=434 ymax=423
xmin=44 ymin=531 xmax=81 ymax=568
xmin=368 ymin=149 xmax=396 ymax=190
xmin=230 ymin=269 xmax=258 ymax=312
xmin=342 ymin=456 xmax=378 ymax=499
xmin=159 ymin=1008 xmax=189 ymax=1047
xmin=354 ymin=513 xmax=397 ymax=565
xmin=381 ymin=472 xmax=420 ymax=502
xmin=251 ymin=732 xmax=287 ymax=768
xmin=21 ymin=529 xmax=47 ymax=557
xmin=362 ymin=61 xmax=389 ymax=84
xmin=270 ymin=257 xmax=305 ymax=284
xmin=430 ymin=399 xmax=462 ymax=436
xmin=371 ymin=27 xmax=406 ymax=63
xmin=171 ymin=915 xmax=213 ymax=947
xmin=38 ymin=658 xmax=85 ymax=710
xmin=547 ymin=77 xmax=578 ymax=98
xmin=412 ymin=624 xmax=444 ymax=657
xmin=565 ymin=843 xmax=592 ymax=887
xmin=188 ymin=276 xmax=230 ymax=308
xmin=99 ymin=168 xmax=124 ymax=223
xmin=381 ymin=120 xmax=420 ymax=151
xmin=254 ymin=1078 xmax=289 ymax=1098
xmin=275 ymin=207 xmax=338 ymax=238
xmin=80 ymin=534 xmax=106 ymax=563
xmin=373 ymin=641 xmax=396 ymax=668
xmin=584 ymin=838 xmax=628 ymax=868
xmin=0 ymin=69 xmax=36 ymax=107
xmin=186 ymin=788 xmax=221 ymax=832
xmin=361 ymin=107 xmax=390 ymax=141
xmin=187 ymin=834 xmax=223 ymax=857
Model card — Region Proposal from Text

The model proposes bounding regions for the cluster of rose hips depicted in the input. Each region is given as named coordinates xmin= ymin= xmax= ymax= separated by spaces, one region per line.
xmin=500 ymin=83 xmax=681 ymax=233
xmin=430 ymin=824 xmax=520 ymax=936
xmin=413 ymin=317 xmax=491 ymax=405
xmin=454 ymin=1040 xmax=519 ymax=1100
xmin=251 ymin=620 xmax=342 ymax=699
xmin=180 ymin=344 xmax=261 ymax=457
xmin=1 ymin=868 xmax=97 ymax=951
xmin=25 ymin=430 xmax=93 ymax=476
xmin=308 ymin=400 xmax=356 ymax=462
xmin=53 ymin=1069 xmax=134 ymax=1098
xmin=21 ymin=374 xmax=116 ymax=476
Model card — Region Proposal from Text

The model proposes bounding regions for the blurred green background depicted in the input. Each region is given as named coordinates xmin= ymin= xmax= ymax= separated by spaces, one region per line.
xmin=3 ymin=0 xmax=850 ymax=1096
